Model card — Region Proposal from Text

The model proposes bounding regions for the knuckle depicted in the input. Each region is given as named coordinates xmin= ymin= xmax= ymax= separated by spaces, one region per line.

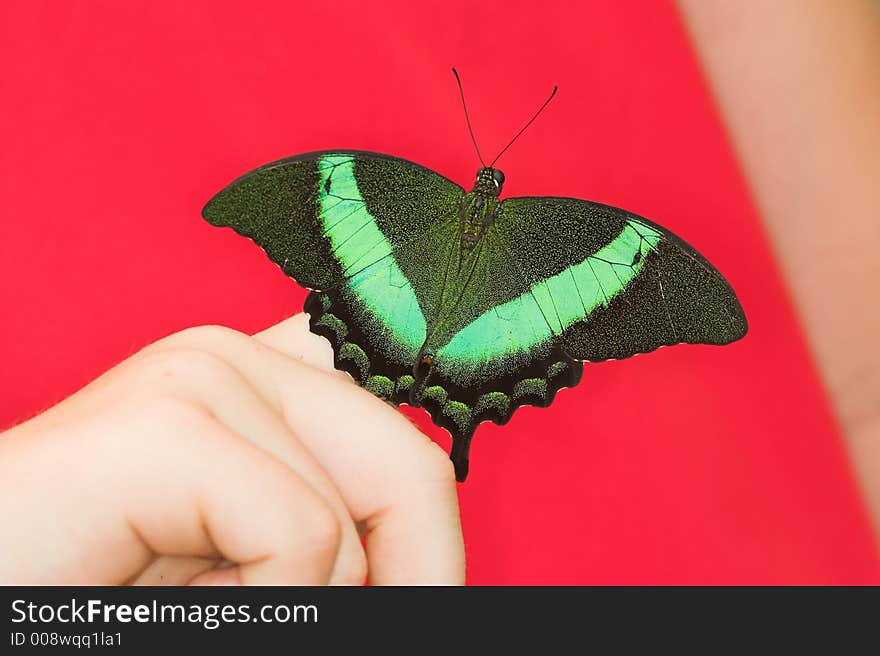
xmin=418 ymin=441 xmax=457 ymax=485
xmin=133 ymin=347 xmax=237 ymax=384
xmin=155 ymin=324 xmax=246 ymax=350
xmin=137 ymin=393 xmax=213 ymax=427
xmin=109 ymin=394 xmax=218 ymax=453
xmin=338 ymin=549 xmax=369 ymax=586
xmin=299 ymin=503 xmax=343 ymax=559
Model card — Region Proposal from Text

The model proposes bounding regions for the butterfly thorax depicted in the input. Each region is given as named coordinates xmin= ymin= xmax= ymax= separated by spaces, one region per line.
xmin=459 ymin=167 xmax=504 ymax=253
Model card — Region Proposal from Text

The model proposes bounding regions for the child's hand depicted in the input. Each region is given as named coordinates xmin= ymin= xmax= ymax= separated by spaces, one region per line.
xmin=0 ymin=315 xmax=464 ymax=585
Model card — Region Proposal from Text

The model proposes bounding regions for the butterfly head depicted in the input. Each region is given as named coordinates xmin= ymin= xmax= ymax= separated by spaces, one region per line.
xmin=474 ymin=167 xmax=505 ymax=196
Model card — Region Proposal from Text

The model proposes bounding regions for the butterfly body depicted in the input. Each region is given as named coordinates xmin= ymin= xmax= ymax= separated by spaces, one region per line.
xmin=458 ymin=167 xmax=503 ymax=248
xmin=204 ymin=150 xmax=747 ymax=481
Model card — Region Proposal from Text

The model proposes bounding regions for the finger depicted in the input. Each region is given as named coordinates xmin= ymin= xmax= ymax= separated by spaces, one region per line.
xmin=270 ymin=366 xmax=465 ymax=585
xmin=154 ymin=320 xmax=465 ymax=584
xmin=129 ymin=346 xmax=367 ymax=585
xmin=254 ymin=312 xmax=344 ymax=376
xmin=119 ymin=406 xmax=342 ymax=585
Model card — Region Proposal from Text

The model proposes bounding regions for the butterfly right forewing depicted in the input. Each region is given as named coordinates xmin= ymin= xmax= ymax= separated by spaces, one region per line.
xmin=495 ymin=196 xmax=748 ymax=362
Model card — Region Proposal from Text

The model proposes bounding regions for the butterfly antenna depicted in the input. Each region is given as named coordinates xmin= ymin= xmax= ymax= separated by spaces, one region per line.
xmin=452 ymin=68 xmax=486 ymax=168
xmin=490 ymin=84 xmax=558 ymax=167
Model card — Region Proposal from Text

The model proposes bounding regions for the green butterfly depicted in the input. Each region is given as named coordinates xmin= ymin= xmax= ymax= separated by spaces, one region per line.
xmin=203 ymin=74 xmax=747 ymax=482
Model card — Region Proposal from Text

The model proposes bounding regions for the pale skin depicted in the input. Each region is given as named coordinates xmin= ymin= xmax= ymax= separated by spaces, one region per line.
xmin=678 ymin=0 xmax=880 ymax=535
xmin=1 ymin=1 xmax=878 ymax=586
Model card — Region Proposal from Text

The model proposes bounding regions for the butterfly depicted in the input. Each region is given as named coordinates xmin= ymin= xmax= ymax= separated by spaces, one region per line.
xmin=202 ymin=70 xmax=747 ymax=482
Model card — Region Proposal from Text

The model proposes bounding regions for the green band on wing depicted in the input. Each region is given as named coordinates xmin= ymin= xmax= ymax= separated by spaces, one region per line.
xmin=317 ymin=155 xmax=427 ymax=358
xmin=437 ymin=222 xmax=661 ymax=367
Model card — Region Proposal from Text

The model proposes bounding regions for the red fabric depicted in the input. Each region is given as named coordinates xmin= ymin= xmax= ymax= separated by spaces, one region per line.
xmin=1 ymin=0 xmax=877 ymax=583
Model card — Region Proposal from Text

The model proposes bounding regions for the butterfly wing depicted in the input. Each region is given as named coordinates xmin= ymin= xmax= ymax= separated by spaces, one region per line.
xmin=203 ymin=151 xmax=464 ymax=398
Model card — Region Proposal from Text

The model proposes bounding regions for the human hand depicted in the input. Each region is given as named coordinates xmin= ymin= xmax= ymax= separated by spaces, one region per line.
xmin=0 ymin=315 xmax=465 ymax=585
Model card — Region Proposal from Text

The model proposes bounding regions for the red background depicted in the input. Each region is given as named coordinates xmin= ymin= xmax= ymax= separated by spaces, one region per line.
xmin=2 ymin=0 xmax=877 ymax=583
